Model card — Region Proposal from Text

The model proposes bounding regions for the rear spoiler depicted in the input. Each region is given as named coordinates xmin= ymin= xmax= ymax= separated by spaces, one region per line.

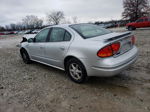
xmin=105 ymin=32 xmax=132 ymax=42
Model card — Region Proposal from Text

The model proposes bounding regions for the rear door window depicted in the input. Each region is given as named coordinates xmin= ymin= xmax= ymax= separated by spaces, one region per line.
xmin=49 ymin=27 xmax=71 ymax=42
xmin=64 ymin=31 xmax=71 ymax=41
xmin=49 ymin=28 xmax=65 ymax=42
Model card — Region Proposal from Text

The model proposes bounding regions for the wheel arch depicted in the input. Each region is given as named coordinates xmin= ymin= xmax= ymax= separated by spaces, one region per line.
xmin=64 ymin=55 xmax=86 ymax=70
xmin=20 ymin=47 xmax=28 ymax=53
xmin=128 ymin=25 xmax=136 ymax=29
xmin=20 ymin=47 xmax=31 ymax=59
xmin=128 ymin=25 xmax=132 ymax=28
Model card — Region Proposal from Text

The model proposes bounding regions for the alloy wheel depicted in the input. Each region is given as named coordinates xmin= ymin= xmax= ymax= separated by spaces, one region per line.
xmin=69 ymin=63 xmax=82 ymax=80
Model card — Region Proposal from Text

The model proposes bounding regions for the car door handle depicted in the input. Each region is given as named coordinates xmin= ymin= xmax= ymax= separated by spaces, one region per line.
xmin=59 ymin=47 xmax=65 ymax=51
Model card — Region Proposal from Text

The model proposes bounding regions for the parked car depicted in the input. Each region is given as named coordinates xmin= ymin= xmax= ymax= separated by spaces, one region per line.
xmin=104 ymin=23 xmax=115 ymax=28
xmin=0 ymin=32 xmax=5 ymax=35
xmin=8 ymin=31 xmax=15 ymax=34
xmin=98 ymin=24 xmax=106 ymax=28
xmin=13 ymin=31 xmax=19 ymax=34
xmin=126 ymin=17 xmax=150 ymax=30
xmin=18 ymin=31 xmax=28 ymax=34
xmin=20 ymin=24 xmax=138 ymax=83
xmin=32 ymin=29 xmax=41 ymax=34
xmin=3 ymin=31 xmax=10 ymax=35
xmin=24 ymin=30 xmax=33 ymax=34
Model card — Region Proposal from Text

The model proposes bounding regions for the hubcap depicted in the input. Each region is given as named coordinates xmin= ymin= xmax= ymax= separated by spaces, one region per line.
xmin=69 ymin=63 xmax=82 ymax=80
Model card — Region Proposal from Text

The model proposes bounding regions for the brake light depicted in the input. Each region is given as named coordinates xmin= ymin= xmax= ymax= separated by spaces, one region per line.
xmin=97 ymin=42 xmax=120 ymax=58
xmin=131 ymin=36 xmax=135 ymax=44
xmin=111 ymin=43 xmax=120 ymax=53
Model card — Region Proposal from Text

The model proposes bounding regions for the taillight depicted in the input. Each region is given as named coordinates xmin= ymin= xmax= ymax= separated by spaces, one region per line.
xmin=131 ymin=35 xmax=135 ymax=45
xmin=111 ymin=43 xmax=120 ymax=54
xmin=97 ymin=42 xmax=120 ymax=58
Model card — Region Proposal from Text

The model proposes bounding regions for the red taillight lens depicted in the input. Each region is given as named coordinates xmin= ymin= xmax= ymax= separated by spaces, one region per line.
xmin=97 ymin=45 xmax=113 ymax=57
xmin=97 ymin=42 xmax=120 ymax=58
xmin=111 ymin=43 xmax=120 ymax=53
xmin=131 ymin=36 xmax=135 ymax=44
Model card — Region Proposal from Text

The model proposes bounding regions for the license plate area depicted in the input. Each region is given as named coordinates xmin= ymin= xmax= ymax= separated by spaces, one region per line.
xmin=120 ymin=37 xmax=132 ymax=53
xmin=114 ymin=37 xmax=133 ymax=57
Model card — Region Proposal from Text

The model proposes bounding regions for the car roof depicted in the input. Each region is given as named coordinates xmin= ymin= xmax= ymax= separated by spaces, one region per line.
xmin=139 ymin=17 xmax=150 ymax=19
xmin=46 ymin=24 xmax=70 ymax=28
xmin=45 ymin=23 xmax=94 ymax=29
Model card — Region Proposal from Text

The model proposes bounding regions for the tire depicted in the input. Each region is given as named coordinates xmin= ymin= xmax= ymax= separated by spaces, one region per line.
xmin=66 ymin=58 xmax=88 ymax=83
xmin=20 ymin=49 xmax=32 ymax=64
xmin=128 ymin=26 xmax=136 ymax=31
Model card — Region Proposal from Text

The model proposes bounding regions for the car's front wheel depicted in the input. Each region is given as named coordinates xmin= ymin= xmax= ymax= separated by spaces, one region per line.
xmin=66 ymin=58 xmax=88 ymax=83
xmin=20 ymin=49 xmax=32 ymax=64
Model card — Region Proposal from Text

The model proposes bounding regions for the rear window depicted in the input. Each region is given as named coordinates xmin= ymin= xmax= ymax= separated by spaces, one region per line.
xmin=70 ymin=24 xmax=111 ymax=39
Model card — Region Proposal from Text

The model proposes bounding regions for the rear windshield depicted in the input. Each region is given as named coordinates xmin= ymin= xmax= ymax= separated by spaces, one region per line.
xmin=70 ymin=24 xmax=111 ymax=39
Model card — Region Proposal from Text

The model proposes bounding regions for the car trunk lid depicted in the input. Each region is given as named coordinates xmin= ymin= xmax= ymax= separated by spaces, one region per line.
xmin=89 ymin=31 xmax=134 ymax=57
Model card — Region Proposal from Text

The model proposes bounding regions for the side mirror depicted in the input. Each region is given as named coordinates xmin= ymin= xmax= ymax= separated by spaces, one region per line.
xmin=28 ymin=38 xmax=34 ymax=43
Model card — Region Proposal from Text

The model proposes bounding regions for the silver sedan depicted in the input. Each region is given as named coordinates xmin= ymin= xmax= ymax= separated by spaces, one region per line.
xmin=20 ymin=24 xmax=138 ymax=83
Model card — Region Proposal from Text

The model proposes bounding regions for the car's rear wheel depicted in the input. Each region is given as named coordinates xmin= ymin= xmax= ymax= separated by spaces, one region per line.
xmin=128 ymin=26 xmax=136 ymax=31
xmin=66 ymin=58 xmax=88 ymax=83
xmin=20 ymin=49 xmax=32 ymax=64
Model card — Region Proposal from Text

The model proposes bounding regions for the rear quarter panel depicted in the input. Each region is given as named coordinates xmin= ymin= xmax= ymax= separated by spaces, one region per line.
xmin=65 ymin=35 xmax=108 ymax=68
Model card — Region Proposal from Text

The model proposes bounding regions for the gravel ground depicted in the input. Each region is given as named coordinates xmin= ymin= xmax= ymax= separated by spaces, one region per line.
xmin=0 ymin=28 xmax=150 ymax=112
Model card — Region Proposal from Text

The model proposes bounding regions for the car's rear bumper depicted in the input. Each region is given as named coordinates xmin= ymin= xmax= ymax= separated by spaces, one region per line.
xmin=90 ymin=54 xmax=137 ymax=77
xmin=81 ymin=46 xmax=138 ymax=77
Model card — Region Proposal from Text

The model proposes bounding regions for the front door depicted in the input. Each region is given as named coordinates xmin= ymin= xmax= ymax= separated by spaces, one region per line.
xmin=44 ymin=27 xmax=72 ymax=68
xmin=27 ymin=28 xmax=50 ymax=62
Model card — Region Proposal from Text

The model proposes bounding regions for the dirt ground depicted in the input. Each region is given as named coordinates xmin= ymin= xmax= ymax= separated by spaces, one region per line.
xmin=0 ymin=28 xmax=150 ymax=112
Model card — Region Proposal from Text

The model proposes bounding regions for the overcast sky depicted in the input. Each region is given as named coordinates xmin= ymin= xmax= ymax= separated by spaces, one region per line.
xmin=0 ymin=0 xmax=124 ymax=26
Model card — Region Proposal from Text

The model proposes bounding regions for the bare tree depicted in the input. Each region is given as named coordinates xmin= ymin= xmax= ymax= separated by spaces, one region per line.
xmin=15 ymin=23 xmax=23 ymax=30
xmin=0 ymin=26 xmax=5 ymax=31
xmin=147 ymin=1 xmax=150 ymax=16
xmin=72 ymin=16 xmax=78 ymax=24
xmin=5 ymin=25 xmax=10 ymax=31
xmin=62 ymin=18 xmax=71 ymax=24
xmin=22 ymin=15 xmax=43 ymax=29
xmin=46 ymin=11 xmax=65 ymax=25
xmin=10 ymin=24 xmax=17 ymax=30
xmin=122 ymin=0 xmax=150 ymax=21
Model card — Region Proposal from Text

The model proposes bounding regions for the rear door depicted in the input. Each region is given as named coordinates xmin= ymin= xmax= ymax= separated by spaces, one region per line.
xmin=44 ymin=27 xmax=72 ymax=68
xmin=27 ymin=28 xmax=50 ymax=62
xmin=143 ymin=18 xmax=149 ymax=27
xmin=135 ymin=19 xmax=145 ymax=28
xmin=148 ymin=18 xmax=150 ymax=27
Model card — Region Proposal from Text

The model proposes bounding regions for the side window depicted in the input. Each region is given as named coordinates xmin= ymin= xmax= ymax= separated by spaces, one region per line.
xmin=49 ymin=28 xmax=65 ymax=42
xmin=49 ymin=27 xmax=71 ymax=42
xmin=64 ymin=31 xmax=71 ymax=41
xmin=136 ymin=19 xmax=144 ymax=23
xmin=35 ymin=29 xmax=49 ymax=42
xmin=149 ymin=18 xmax=150 ymax=21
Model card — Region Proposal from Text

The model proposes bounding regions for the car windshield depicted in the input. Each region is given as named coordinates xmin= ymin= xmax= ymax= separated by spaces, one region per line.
xmin=70 ymin=24 xmax=112 ymax=39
